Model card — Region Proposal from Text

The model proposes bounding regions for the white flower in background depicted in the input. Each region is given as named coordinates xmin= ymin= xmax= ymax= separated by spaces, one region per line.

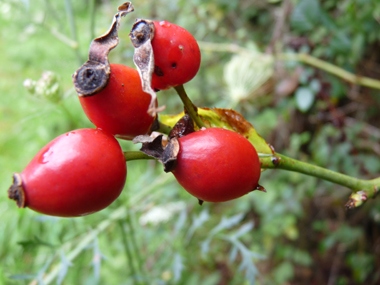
xmin=23 ymin=71 xmax=63 ymax=103
xmin=139 ymin=201 xmax=186 ymax=226
xmin=224 ymin=46 xmax=274 ymax=105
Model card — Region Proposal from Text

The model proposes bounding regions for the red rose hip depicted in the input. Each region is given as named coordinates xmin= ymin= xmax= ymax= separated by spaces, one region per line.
xmin=8 ymin=128 xmax=127 ymax=217
xmin=151 ymin=21 xmax=201 ymax=90
xmin=78 ymin=64 xmax=157 ymax=140
xmin=172 ymin=128 xmax=261 ymax=202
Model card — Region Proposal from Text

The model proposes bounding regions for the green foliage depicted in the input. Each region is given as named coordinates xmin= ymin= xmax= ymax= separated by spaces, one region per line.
xmin=291 ymin=0 xmax=380 ymax=65
xmin=1 ymin=0 xmax=380 ymax=284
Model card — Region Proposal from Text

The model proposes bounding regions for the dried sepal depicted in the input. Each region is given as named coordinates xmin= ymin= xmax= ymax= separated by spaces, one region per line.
xmin=132 ymin=135 xmax=156 ymax=144
xmin=137 ymin=114 xmax=197 ymax=171
xmin=129 ymin=19 xmax=165 ymax=117
xmin=169 ymin=114 xmax=195 ymax=139
xmin=72 ymin=2 xmax=134 ymax=97
xmin=162 ymin=137 xmax=179 ymax=172
xmin=8 ymin=173 xmax=26 ymax=208
xmin=255 ymin=185 xmax=267 ymax=192
xmin=139 ymin=135 xmax=165 ymax=160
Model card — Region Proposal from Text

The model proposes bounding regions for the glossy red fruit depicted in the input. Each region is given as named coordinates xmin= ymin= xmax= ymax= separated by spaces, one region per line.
xmin=79 ymin=64 xmax=156 ymax=140
xmin=151 ymin=21 xmax=201 ymax=90
xmin=8 ymin=128 xmax=127 ymax=217
xmin=172 ymin=128 xmax=261 ymax=202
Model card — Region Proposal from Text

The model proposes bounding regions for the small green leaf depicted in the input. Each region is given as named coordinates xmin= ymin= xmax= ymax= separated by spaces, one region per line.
xmin=273 ymin=261 xmax=294 ymax=284
xmin=291 ymin=0 xmax=321 ymax=32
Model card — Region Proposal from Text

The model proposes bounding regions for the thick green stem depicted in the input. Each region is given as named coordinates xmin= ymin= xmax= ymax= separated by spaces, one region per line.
xmin=261 ymin=153 xmax=379 ymax=200
xmin=174 ymin=84 xmax=206 ymax=129
xmin=124 ymin=151 xmax=155 ymax=161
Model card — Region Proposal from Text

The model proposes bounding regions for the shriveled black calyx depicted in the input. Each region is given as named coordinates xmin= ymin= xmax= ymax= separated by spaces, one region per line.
xmin=162 ymin=137 xmax=179 ymax=172
xmin=72 ymin=2 xmax=134 ymax=97
xmin=136 ymin=135 xmax=179 ymax=173
xmin=137 ymin=115 xmax=195 ymax=172
xmin=129 ymin=19 xmax=165 ymax=117
xmin=169 ymin=114 xmax=195 ymax=139
xmin=138 ymin=135 xmax=165 ymax=160
xmin=8 ymin=173 xmax=26 ymax=208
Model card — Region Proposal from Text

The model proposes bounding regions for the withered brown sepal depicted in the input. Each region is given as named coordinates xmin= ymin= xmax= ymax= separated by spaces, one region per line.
xmin=72 ymin=2 xmax=134 ymax=97
xmin=8 ymin=173 xmax=26 ymax=208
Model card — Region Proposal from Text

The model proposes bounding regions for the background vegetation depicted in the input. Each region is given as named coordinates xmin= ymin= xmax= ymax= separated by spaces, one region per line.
xmin=1 ymin=0 xmax=380 ymax=284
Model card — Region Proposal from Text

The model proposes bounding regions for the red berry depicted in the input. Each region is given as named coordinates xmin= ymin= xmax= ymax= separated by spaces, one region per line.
xmin=172 ymin=128 xmax=261 ymax=202
xmin=8 ymin=129 xmax=127 ymax=217
xmin=79 ymin=64 xmax=156 ymax=140
xmin=151 ymin=21 xmax=201 ymax=90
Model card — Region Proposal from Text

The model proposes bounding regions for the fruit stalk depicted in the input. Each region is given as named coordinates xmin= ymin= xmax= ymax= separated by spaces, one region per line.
xmin=174 ymin=84 xmax=206 ymax=129
xmin=124 ymin=151 xmax=155 ymax=161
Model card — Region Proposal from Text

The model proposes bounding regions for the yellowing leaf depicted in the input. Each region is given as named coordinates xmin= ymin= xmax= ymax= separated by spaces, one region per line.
xmin=159 ymin=108 xmax=273 ymax=155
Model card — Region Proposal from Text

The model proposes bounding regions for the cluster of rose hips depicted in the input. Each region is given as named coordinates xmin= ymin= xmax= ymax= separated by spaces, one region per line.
xmin=8 ymin=2 xmax=261 ymax=217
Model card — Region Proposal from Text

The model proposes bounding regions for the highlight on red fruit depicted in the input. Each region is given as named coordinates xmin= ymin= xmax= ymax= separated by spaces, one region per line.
xmin=8 ymin=128 xmax=127 ymax=217
xmin=151 ymin=21 xmax=201 ymax=90
xmin=79 ymin=64 xmax=157 ymax=140
xmin=171 ymin=128 xmax=261 ymax=202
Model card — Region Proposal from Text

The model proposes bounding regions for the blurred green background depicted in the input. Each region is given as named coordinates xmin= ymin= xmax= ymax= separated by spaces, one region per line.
xmin=1 ymin=0 xmax=380 ymax=284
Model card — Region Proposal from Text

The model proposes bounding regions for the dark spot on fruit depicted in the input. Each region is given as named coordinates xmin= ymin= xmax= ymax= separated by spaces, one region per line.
xmin=154 ymin=65 xmax=164 ymax=77
xmin=172 ymin=63 xmax=177 ymax=68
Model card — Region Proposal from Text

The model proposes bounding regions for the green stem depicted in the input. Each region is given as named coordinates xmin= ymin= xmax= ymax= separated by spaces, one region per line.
xmin=278 ymin=53 xmax=380 ymax=90
xmin=124 ymin=151 xmax=155 ymax=162
xmin=174 ymin=84 xmax=206 ymax=129
xmin=261 ymin=153 xmax=379 ymax=199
